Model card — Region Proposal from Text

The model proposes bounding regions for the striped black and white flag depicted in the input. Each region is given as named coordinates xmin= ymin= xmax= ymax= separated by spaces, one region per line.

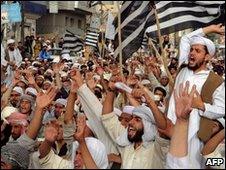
xmin=85 ymin=29 xmax=100 ymax=48
xmin=146 ymin=1 xmax=225 ymax=37
xmin=113 ymin=1 xmax=155 ymax=62
xmin=141 ymin=36 xmax=148 ymax=49
xmin=62 ymin=30 xmax=84 ymax=54
xmin=88 ymin=1 xmax=102 ymax=8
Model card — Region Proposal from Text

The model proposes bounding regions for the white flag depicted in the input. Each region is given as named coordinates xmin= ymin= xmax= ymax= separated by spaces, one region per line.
xmin=105 ymin=11 xmax=115 ymax=40
xmin=49 ymin=1 xmax=58 ymax=13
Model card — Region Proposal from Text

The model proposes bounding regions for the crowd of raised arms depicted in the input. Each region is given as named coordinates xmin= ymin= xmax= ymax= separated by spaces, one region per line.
xmin=1 ymin=23 xmax=225 ymax=169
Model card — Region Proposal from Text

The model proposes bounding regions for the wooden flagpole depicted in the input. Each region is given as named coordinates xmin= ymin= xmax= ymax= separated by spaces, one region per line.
xmin=117 ymin=1 xmax=123 ymax=74
xmin=153 ymin=5 xmax=174 ymax=85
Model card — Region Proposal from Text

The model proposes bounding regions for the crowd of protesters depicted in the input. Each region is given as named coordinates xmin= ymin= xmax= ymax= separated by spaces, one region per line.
xmin=1 ymin=23 xmax=225 ymax=169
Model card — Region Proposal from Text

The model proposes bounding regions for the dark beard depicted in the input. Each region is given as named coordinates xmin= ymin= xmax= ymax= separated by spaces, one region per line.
xmin=187 ymin=60 xmax=205 ymax=71
xmin=128 ymin=128 xmax=144 ymax=143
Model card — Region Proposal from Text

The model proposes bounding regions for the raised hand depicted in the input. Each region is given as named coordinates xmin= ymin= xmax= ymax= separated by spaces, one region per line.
xmin=131 ymin=88 xmax=146 ymax=99
xmin=36 ymin=86 xmax=57 ymax=109
xmin=24 ymin=70 xmax=36 ymax=85
xmin=52 ymin=62 xmax=64 ymax=74
xmin=96 ymin=66 xmax=104 ymax=76
xmin=70 ymin=69 xmax=84 ymax=88
xmin=126 ymin=75 xmax=139 ymax=86
xmin=44 ymin=123 xmax=59 ymax=143
xmin=12 ymin=70 xmax=22 ymax=86
xmin=203 ymin=23 xmax=225 ymax=35
xmin=74 ymin=115 xmax=86 ymax=143
xmin=70 ymin=80 xmax=79 ymax=94
xmin=209 ymin=24 xmax=225 ymax=35
xmin=108 ymin=75 xmax=124 ymax=91
xmin=174 ymin=81 xmax=196 ymax=120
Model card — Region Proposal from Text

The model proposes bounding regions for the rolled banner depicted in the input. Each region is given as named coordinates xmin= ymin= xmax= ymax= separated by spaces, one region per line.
xmin=115 ymin=82 xmax=146 ymax=102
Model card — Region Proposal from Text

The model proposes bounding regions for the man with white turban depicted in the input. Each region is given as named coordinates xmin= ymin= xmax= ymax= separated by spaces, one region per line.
xmin=101 ymin=77 xmax=168 ymax=168
xmin=167 ymin=24 xmax=225 ymax=168
xmin=2 ymin=39 xmax=23 ymax=86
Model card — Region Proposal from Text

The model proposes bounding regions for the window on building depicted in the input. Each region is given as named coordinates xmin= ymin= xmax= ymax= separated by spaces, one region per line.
xmin=78 ymin=19 xmax=82 ymax=29
xmin=70 ymin=18 xmax=74 ymax=27
xmin=65 ymin=17 xmax=68 ymax=26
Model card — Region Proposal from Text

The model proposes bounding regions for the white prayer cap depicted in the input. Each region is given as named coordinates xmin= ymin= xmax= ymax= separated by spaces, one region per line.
xmin=55 ymin=98 xmax=67 ymax=107
xmin=71 ymin=137 xmax=108 ymax=169
xmin=13 ymin=87 xmax=24 ymax=95
xmin=46 ymin=40 xmax=50 ymax=43
xmin=27 ymin=66 xmax=38 ymax=71
xmin=32 ymin=61 xmax=41 ymax=66
xmin=161 ymin=71 xmax=168 ymax=78
xmin=43 ymin=80 xmax=52 ymax=85
xmin=122 ymin=105 xmax=135 ymax=115
xmin=72 ymin=63 xmax=81 ymax=69
xmin=25 ymin=87 xmax=37 ymax=96
xmin=20 ymin=94 xmax=35 ymax=103
xmin=1 ymin=106 xmax=18 ymax=123
xmin=42 ymin=43 xmax=47 ymax=47
xmin=103 ymin=73 xmax=112 ymax=81
xmin=61 ymin=53 xmax=71 ymax=61
xmin=36 ymin=75 xmax=45 ymax=80
xmin=134 ymin=68 xmax=143 ymax=76
xmin=45 ymin=69 xmax=54 ymax=76
xmin=141 ymin=79 xmax=151 ymax=85
xmin=7 ymin=39 xmax=15 ymax=45
xmin=190 ymin=35 xmax=215 ymax=57
xmin=96 ymin=84 xmax=103 ymax=91
xmin=93 ymin=74 xmax=101 ymax=81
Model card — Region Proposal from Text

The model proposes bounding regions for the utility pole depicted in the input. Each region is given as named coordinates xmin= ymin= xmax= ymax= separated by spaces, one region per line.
xmin=20 ymin=1 xmax=25 ymax=44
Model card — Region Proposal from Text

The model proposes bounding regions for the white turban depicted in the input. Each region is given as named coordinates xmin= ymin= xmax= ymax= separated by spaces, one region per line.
xmin=190 ymin=35 xmax=215 ymax=57
xmin=7 ymin=39 xmax=15 ymax=45
xmin=141 ymin=79 xmax=151 ymax=85
xmin=134 ymin=68 xmax=143 ymax=76
xmin=122 ymin=105 xmax=135 ymax=115
xmin=62 ymin=53 xmax=71 ymax=61
xmin=13 ymin=86 xmax=24 ymax=95
xmin=55 ymin=98 xmax=67 ymax=107
xmin=1 ymin=106 xmax=18 ymax=123
xmin=95 ymin=84 xmax=103 ymax=91
xmin=60 ymin=71 xmax=68 ymax=77
xmin=71 ymin=137 xmax=108 ymax=169
xmin=72 ymin=63 xmax=81 ymax=69
xmin=116 ymin=105 xmax=157 ymax=147
xmin=25 ymin=87 xmax=37 ymax=96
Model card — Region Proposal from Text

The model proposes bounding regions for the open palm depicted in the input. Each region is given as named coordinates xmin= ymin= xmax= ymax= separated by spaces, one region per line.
xmin=36 ymin=86 xmax=57 ymax=109
xmin=174 ymin=81 xmax=196 ymax=120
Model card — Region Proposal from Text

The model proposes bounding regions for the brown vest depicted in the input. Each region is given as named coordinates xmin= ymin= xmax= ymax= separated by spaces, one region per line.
xmin=197 ymin=71 xmax=224 ymax=142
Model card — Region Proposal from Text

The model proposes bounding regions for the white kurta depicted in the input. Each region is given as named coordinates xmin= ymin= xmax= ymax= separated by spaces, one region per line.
xmin=77 ymin=84 xmax=119 ymax=155
xmin=167 ymin=28 xmax=225 ymax=168
xmin=2 ymin=48 xmax=22 ymax=86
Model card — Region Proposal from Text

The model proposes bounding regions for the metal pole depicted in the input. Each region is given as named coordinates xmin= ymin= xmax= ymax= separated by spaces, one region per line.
xmin=117 ymin=1 xmax=122 ymax=74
